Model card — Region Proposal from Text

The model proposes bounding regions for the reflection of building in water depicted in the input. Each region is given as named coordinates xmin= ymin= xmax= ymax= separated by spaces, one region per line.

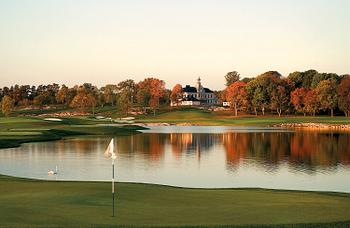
xmin=169 ymin=133 xmax=218 ymax=160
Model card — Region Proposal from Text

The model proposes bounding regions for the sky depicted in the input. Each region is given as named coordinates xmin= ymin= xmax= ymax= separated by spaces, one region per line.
xmin=0 ymin=0 xmax=349 ymax=90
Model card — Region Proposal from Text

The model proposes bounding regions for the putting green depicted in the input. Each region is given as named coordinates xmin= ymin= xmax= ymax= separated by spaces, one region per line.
xmin=0 ymin=175 xmax=350 ymax=227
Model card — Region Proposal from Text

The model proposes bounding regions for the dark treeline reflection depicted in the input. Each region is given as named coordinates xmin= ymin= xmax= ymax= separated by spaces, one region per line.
xmin=115 ymin=132 xmax=350 ymax=172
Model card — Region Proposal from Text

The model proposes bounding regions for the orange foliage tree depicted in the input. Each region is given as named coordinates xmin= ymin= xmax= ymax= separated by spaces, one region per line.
xmin=304 ymin=89 xmax=319 ymax=116
xmin=337 ymin=76 xmax=350 ymax=117
xmin=225 ymin=81 xmax=248 ymax=116
xmin=291 ymin=88 xmax=307 ymax=116
xmin=136 ymin=78 xmax=165 ymax=115
xmin=170 ymin=84 xmax=183 ymax=106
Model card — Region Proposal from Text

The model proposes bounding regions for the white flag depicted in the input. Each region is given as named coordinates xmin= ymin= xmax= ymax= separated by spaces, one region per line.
xmin=104 ymin=138 xmax=116 ymax=159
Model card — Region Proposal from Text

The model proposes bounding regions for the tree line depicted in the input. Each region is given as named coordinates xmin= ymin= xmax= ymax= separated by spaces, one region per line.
xmin=222 ymin=70 xmax=350 ymax=117
xmin=1 ymin=69 xmax=350 ymax=117
xmin=0 ymin=78 xmax=168 ymax=116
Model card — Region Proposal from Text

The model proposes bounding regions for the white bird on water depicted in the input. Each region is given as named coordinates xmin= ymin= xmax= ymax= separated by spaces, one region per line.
xmin=48 ymin=165 xmax=58 ymax=175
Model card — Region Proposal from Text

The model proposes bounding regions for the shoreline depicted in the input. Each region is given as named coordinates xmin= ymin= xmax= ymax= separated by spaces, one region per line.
xmin=2 ymin=174 xmax=350 ymax=195
xmin=137 ymin=121 xmax=350 ymax=130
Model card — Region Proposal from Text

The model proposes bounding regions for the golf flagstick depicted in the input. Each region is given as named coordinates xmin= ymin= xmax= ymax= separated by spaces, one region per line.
xmin=105 ymin=138 xmax=117 ymax=217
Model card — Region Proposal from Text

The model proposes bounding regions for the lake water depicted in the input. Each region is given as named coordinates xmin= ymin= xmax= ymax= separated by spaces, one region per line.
xmin=0 ymin=126 xmax=350 ymax=192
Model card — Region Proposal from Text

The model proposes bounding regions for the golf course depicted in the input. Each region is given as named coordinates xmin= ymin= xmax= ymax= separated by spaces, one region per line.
xmin=1 ymin=174 xmax=350 ymax=227
xmin=1 ymin=108 xmax=350 ymax=149
xmin=1 ymin=109 xmax=350 ymax=227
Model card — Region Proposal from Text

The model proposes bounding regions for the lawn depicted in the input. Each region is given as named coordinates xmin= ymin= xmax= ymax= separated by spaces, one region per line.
xmin=0 ymin=175 xmax=350 ymax=227
xmin=0 ymin=117 xmax=145 ymax=149
xmin=137 ymin=108 xmax=350 ymax=125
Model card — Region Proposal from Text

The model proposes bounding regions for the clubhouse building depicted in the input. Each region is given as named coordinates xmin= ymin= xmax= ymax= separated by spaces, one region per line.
xmin=171 ymin=78 xmax=217 ymax=106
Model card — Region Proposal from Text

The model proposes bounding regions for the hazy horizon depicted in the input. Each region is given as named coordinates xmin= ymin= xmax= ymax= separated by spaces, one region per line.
xmin=1 ymin=0 xmax=349 ymax=90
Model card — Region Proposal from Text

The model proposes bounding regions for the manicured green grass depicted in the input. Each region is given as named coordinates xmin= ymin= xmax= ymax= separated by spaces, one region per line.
xmin=0 ymin=175 xmax=350 ymax=227
xmin=137 ymin=108 xmax=350 ymax=125
xmin=0 ymin=117 xmax=145 ymax=149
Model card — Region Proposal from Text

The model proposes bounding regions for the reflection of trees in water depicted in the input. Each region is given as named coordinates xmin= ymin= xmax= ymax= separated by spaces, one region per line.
xmin=116 ymin=134 xmax=167 ymax=161
xmin=115 ymin=131 xmax=350 ymax=172
xmin=222 ymin=132 xmax=290 ymax=173
xmin=55 ymin=137 xmax=108 ymax=154
xmin=221 ymin=132 xmax=350 ymax=172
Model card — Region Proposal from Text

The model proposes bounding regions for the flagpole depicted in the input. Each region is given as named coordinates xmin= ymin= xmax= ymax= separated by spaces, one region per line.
xmin=112 ymin=158 xmax=115 ymax=217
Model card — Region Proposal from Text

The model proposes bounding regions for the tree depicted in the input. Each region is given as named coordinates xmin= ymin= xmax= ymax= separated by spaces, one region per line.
xmin=315 ymin=80 xmax=338 ymax=117
xmin=101 ymin=84 xmax=117 ymax=106
xmin=225 ymin=71 xmax=240 ymax=86
xmin=337 ymin=76 xmax=350 ymax=117
xmin=170 ymin=84 xmax=183 ymax=105
xmin=291 ymin=88 xmax=307 ymax=116
xmin=246 ymin=71 xmax=282 ymax=115
xmin=311 ymin=73 xmax=340 ymax=88
xmin=304 ymin=89 xmax=319 ymax=116
xmin=117 ymin=80 xmax=135 ymax=114
xmin=70 ymin=86 xmax=97 ymax=114
xmin=288 ymin=70 xmax=318 ymax=89
xmin=270 ymin=85 xmax=289 ymax=117
xmin=226 ymin=81 xmax=248 ymax=116
xmin=149 ymin=78 xmax=165 ymax=115
xmin=56 ymin=85 xmax=69 ymax=106
xmin=1 ymin=95 xmax=14 ymax=116
xmin=136 ymin=78 xmax=165 ymax=116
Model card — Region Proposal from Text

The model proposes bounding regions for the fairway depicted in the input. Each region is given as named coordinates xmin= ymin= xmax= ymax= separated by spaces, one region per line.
xmin=0 ymin=117 xmax=145 ymax=149
xmin=138 ymin=108 xmax=350 ymax=126
xmin=0 ymin=175 xmax=350 ymax=227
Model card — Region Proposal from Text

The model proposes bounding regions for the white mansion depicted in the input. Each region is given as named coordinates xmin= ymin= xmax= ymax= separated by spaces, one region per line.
xmin=171 ymin=78 xmax=217 ymax=106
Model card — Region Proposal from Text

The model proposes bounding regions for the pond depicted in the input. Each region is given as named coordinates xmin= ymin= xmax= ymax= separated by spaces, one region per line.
xmin=0 ymin=126 xmax=350 ymax=192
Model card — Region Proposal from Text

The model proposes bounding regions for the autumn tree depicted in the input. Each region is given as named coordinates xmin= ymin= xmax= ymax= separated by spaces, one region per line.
xmin=1 ymin=95 xmax=14 ymax=116
xmin=225 ymin=71 xmax=240 ymax=86
xmin=226 ymin=81 xmax=248 ymax=116
xmin=170 ymin=84 xmax=183 ymax=105
xmin=136 ymin=78 xmax=165 ymax=115
xmin=291 ymin=88 xmax=307 ymax=116
xmin=315 ymin=80 xmax=338 ymax=117
xmin=56 ymin=84 xmax=77 ymax=107
xmin=101 ymin=84 xmax=117 ymax=106
xmin=70 ymin=86 xmax=97 ymax=114
xmin=304 ymin=89 xmax=319 ymax=116
xmin=149 ymin=78 xmax=165 ymax=115
xmin=337 ymin=76 xmax=350 ymax=117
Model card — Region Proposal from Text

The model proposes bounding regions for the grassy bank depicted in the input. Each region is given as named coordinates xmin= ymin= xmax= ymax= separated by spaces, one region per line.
xmin=0 ymin=117 xmax=144 ymax=149
xmin=0 ymin=175 xmax=350 ymax=227
xmin=137 ymin=108 xmax=350 ymax=125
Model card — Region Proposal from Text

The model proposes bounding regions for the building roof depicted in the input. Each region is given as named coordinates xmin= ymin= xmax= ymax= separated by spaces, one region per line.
xmin=183 ymin=85 xmax=197 ymax=93
xmin=203 ymin=88 xmax=213 ymax=93
xmin=183 ymin=85 xmax=214 ymax=93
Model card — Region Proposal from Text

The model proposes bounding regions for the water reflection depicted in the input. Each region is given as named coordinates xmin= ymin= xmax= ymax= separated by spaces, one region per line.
xmin=0 ymin=127 xmax=350 ymax=192
xmin=115 ymin=131 xmax=350 ymax=174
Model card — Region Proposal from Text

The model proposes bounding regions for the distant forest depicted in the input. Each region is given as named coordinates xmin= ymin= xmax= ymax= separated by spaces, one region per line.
xmin=1 ymin=70 xmax=350 ymax=117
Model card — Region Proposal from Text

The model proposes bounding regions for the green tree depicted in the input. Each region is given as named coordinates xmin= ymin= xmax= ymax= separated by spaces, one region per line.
xmin=246 ymin=71 xmax=282 ymax=115
xmin=315 ymin=80 xmax=338 ymax=117
xmin=225 ymin=71 xmax=240 ymax=86
xmin=117 ymin=79 xmax=135 ymax=114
